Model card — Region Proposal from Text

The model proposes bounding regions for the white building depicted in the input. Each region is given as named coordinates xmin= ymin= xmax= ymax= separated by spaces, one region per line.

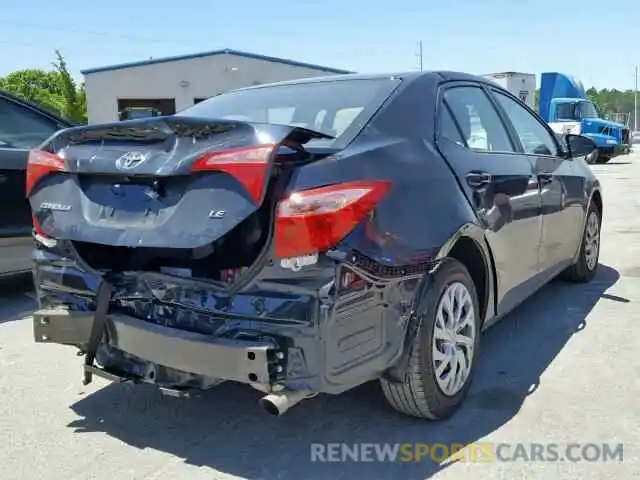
xmin=81 ymin=48 xmax=353 ymax=124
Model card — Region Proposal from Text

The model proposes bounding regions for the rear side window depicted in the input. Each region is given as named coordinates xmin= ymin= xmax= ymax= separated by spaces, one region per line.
xmin=492 ymin=91 xmax=558 ymax=156
xmin=438 ymin=104 xmax=465 ymax=146
xmin=443 ymin=86 xmax=514 ymax=153
xmin=178 ymin=78 xmax=401 ymax=147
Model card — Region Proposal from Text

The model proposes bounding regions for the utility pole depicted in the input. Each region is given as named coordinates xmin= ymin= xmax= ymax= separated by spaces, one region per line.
xmin=417 ymin=41 xmax=423 ymax=71
xmin=634 ymin=65 xmax=638 ymax=131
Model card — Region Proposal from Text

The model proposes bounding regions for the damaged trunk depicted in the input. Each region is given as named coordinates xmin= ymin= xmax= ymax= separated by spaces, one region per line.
xmin=28 ymin=116 xmax=333 ymax=289
xmin=71 ymin=181 xmax=277 ymax=286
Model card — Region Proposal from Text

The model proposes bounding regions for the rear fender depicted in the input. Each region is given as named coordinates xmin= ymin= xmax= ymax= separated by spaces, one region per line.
xmin=434 ymin=222 xmax=496 ymax=323
xmin=582 ymin=133 xmax=618 ymax=148
xmin=382 ymin=223 xmax=496 ymax=383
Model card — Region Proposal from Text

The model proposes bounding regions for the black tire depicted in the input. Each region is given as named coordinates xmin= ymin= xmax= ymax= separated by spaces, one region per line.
xmin=380 ymin=258 xmax=481 ymax=420
xmin=561 ymin=201 xmax=601 ymax=282
xmin=585 ymin=149 xmax=599 ymax=164
xmin=595 ymin=151 xmax=611 ymax=164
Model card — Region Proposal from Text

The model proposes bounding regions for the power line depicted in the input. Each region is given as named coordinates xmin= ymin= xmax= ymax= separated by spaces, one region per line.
xmin=0 ymin=19 xmax=195 ymax=45
xmin=0 ymin=38 xmax=161 ymax=58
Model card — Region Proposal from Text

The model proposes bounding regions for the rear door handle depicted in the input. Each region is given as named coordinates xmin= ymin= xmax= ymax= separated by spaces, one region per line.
xmin=466 ymin=172 xmax=492 ymax=188
xmin=538 ymin=173 xmax=553 ymax=185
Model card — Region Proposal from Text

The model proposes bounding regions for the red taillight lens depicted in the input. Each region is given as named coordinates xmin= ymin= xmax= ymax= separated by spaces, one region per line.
xmin=26 ymin=150 xmax=66 ymax=196
xmin=32 ymin=213 xmax=44 ymax=236
xmin=274 ymin=180 xmax=391 ymax=258
xmin=191 ymin=144 xmax=276 ymax=204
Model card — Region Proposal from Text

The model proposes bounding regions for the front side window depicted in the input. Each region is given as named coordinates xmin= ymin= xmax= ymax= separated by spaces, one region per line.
xmin=443 ymin=86 xmax=514 ymax=153
xmin=575 ymin=101 xmax=599 ymax=119
xmin=177 ymin=78 xmax=401 ymax=147
xmin=556 ymin=101 xmax=599 ymax=121
xmin=0 ymin=98 xmax=59 ymax=149
xmin=492 ymin=91 xmax=558 ymax=156
xmin=555 ymin=102 xmax=575 ymax=120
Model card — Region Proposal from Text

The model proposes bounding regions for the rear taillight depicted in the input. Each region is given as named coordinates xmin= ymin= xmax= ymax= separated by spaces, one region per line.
xmin=26 ymin=150 xmax=66 ymax=196
xmin=274 ymin=180 xmax=391 ymax=258
xmin=191 ymin=144 xmax=276 ymax=204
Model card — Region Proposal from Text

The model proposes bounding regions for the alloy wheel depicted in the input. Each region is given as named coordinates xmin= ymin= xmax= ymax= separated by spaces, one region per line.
xmin=432 ymin=282 xmax=476 ymax=396
xmin=584 ymin=211 xmax=600 ymax=271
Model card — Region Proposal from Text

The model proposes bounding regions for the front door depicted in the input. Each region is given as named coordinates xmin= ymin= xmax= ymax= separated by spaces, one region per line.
xmin=436 ymin=83 xmax=543 ymax=314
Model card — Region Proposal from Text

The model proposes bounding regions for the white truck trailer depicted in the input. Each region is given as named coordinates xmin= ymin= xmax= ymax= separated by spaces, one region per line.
xmin=481 ymin=72 xmax=536 ymax=110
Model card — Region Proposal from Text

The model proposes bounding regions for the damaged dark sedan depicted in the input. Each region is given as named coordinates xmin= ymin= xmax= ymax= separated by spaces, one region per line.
xmin=29 ymin=71 xmax=602 ymax=420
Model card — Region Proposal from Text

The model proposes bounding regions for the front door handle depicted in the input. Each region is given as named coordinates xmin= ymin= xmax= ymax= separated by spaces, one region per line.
xmin=538 ymin=173 xmax=553 ymax=185
xmin=466 ymin=171 xmax=492 ymax=188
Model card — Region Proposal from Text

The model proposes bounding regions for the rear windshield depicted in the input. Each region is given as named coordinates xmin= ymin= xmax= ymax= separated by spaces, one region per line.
xmin=176 ymin=78 xmax=401 ymax=147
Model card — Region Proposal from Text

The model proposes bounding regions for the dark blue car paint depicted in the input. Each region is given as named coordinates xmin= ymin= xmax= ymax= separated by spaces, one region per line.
xmin=30 ymin=71 xmax=601 ymax=396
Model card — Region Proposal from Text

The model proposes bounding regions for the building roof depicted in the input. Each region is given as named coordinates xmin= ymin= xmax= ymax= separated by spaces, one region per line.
xmin=81 ymin=48 xmax=354 ymax=75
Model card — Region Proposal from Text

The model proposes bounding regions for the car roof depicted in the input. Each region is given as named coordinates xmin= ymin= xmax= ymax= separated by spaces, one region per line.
xmin=0 ymin=89 xmax=75 ymax=127
xmin=230 ymin=70 xmax=501 ymax=93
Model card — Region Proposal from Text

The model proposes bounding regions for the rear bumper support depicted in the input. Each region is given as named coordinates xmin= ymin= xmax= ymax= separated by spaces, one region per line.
xmin=33 ymin=309 xmax=280 ymax=386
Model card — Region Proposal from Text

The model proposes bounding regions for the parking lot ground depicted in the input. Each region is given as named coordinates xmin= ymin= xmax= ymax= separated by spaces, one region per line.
xmin=1 ymin=155 xmax=639 ymax=480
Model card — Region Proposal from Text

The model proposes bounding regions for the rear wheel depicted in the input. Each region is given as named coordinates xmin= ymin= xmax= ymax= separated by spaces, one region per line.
xmin=380 ymin=258 xmax=481 ymax=420
xmin=561 ymin=201 xmax=601 ymax=282
xmin=586 ymin=149 xmax=599 ymax=164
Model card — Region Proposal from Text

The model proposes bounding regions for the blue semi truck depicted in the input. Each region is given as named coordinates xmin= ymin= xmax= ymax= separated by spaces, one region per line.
xmin=539 ymin=72 xmax=631 ymax=163
xmin=484 ymin=71 xmax=632 ymax=163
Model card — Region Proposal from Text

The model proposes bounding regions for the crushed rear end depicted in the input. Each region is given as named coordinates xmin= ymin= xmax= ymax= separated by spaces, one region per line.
xmin=29 ymin=116 xmax=394 ymax=415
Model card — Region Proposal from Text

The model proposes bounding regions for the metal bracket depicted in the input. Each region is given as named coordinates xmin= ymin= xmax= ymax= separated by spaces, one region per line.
xmin=83 ymin=279 xmax=115 ymax=385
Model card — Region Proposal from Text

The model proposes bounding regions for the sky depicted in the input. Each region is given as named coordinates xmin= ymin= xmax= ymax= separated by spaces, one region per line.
xmin=1 ymin=0 xmax=638 ymax=90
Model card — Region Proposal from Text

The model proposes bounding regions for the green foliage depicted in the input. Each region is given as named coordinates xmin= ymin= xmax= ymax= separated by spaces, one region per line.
xmin=52 ymin=50 xmax=87 ymax=123
xmin=0 ymin=50 xmax=87 ymax=124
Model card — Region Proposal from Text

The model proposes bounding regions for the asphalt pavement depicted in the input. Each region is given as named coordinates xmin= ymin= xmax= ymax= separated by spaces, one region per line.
xmin=1 ymin=154 xmax=639 ymax=479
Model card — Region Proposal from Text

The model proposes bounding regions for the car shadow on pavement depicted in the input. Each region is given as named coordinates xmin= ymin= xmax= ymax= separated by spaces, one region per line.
xmin=0 ymin=276 xmax=36 ymax=325
xmin=67 ymin=264 xmax=620 ymax=480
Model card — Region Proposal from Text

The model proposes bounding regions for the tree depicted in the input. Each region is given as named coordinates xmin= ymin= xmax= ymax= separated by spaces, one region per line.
xmin=0 ymin=50 xmax=87 ymax=124
xmin=52 ymin=50 xmax=87 ymax=123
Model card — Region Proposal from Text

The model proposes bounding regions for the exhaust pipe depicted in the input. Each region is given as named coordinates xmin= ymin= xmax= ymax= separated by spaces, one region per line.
xmin=259 ymin=389 xmax=314 ymax=416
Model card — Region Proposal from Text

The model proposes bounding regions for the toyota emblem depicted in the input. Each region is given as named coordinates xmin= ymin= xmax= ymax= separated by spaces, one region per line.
xmin=115 ymin=151 xmax=148 ymax=170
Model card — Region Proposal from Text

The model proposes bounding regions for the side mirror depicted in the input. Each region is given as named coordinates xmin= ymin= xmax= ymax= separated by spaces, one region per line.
xmin=563 ymin=133 xmax=597 ymax=159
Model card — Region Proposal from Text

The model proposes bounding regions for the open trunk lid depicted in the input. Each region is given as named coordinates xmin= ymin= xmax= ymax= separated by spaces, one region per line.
xmin=28 ymin=116 xmax=331 ymax=250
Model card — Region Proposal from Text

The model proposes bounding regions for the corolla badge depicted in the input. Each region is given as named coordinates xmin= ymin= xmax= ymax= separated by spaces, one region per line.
xmin=115 ymin=151 xmax=149 ymax=170
xmin=39 ymin=202 xmax=72 ymax=211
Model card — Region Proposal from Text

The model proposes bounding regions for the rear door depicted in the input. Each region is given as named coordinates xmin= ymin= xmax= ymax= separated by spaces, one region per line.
xmin=0 ymin=94 xmax=64 ymax=274
xmin=435 ymin=82 xmax=543 ymax=314
xmin=489 ymin=88 xmax=584 ymax=271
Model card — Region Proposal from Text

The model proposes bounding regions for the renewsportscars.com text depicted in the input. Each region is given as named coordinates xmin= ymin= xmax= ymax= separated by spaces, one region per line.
xmin=310 ymin=442 xmax=624 ymax=463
